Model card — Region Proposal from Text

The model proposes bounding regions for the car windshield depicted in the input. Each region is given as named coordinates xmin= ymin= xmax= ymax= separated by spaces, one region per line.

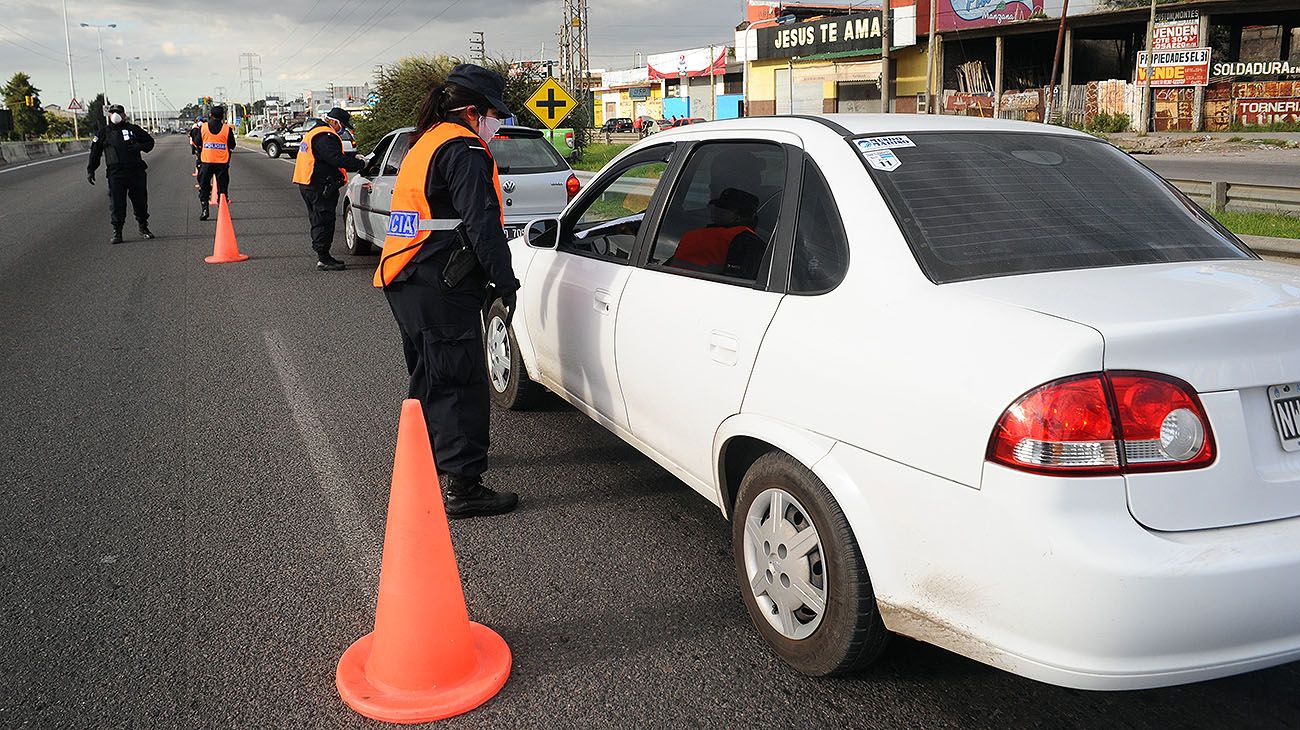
xmin=860 ymin=132 xmax=1252 ymax=284
xmin=488 ymin=133 xmax=567 ymax=174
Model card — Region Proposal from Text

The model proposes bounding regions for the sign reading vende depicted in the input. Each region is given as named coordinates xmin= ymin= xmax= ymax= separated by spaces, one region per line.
xmin=1152 ymin=10 xmax=1200 ymax=51
xmin=1137 ymin=47 xmax=1211 ymax=87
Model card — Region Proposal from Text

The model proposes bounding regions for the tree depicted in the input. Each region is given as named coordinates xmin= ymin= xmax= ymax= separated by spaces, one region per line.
xmin=355 ymin=54 xmax=589 ymax=153
xmin=2 ymin=72 xmax=48 ymax=140
xmin=85 ymin=93 xmax=107 ymax=134
xmin=44 ymin=111 xmax=74 ymax=138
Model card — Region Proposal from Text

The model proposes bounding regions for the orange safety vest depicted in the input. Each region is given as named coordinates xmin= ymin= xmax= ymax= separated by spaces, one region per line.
xmin=373 ymin=123 xmax=504 ymax=288
xmin=671 ymin=226 xmax=754 ymax=270
xmin=199 ymin=123 xmax=231 ymax=164
xmin=292 ymin=125 xmax=348 ymax=186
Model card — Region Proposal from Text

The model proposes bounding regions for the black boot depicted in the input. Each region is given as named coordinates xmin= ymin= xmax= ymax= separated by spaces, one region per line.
xmin=110 ymin=227 xmax=123 ymax=245
xmin=199 ymin=202 xmax=210 ymax=221
xmin=316 ymin=255 xmax=346 ymax=271
xmin=441 ymin=474 xmax=518 ymax=519
xmin=138 ymin=223 xmax=155 ymax=239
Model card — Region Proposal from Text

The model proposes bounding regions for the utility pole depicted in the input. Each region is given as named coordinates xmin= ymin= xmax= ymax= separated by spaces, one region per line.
xmin=137 ymin=68 xmax=147 ymax=128
xmin=62 ymin=0 xmax=79 ymax=138
xmin=239 ymin=53 xmax=261 ymax=126
xmin=1138 ymin=0 xmax=1157 ymax=136
xmin=880 ymin=1 xmax=891 ymax=113
xmin=926 ymin=0 xmax=938 ymax=113
xmin=116 ymin=56 xmax=139 ymax=119
xmin=470 ymin=32 xmax=486 ymax=64
xmin=559 ymin=0 xmax=589 ymax=93
xmin=80 ymin=22 xmax=117 ymax=121
xmin=1046 ymin=0 xmax=1070 ymax=124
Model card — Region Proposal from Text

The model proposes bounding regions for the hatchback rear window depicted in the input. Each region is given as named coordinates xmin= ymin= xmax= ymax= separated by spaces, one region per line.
xmin=858 ymin=132 xmax=1252 ymax=283
xmin=488 ymin=134 xmax=568 ymax=174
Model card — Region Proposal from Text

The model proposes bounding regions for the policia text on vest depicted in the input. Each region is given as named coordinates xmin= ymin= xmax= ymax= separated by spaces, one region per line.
xmin=292 ymin=109 xmax=366 ymax=271
xmin=191 ymin=110 xmax=235 ymax=221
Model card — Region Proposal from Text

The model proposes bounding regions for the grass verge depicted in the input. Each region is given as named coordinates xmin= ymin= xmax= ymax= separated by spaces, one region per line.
xmin=1214 ymin=210 xmax=1300 ymax=240
xmin=572 ymin=143 xmax=630 ymax=172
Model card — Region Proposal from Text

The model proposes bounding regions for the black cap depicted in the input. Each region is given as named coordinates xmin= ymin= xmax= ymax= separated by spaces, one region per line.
xmin=210 ymin=105 xmax=226 ymax=119
xmin=709 ymin=188 xmax=760 ymax=218
xmin=325 ymin=107 xmax=353 ymax=130
xmin=108 ymin=103 xmax=125 ymax=115
xmin=446 ymin=63 xmax=512 ymax=117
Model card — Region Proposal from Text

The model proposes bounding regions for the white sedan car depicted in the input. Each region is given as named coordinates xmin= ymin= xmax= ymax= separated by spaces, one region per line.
xmin=484 ymin=114 xmax=1300 ymax=690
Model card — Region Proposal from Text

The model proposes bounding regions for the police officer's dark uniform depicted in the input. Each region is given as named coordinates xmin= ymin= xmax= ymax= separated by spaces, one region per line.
xmin=190 ymin=106 xmax=235 ymax=220
xmin=374 ymin=65 xmax=520 ymax=518
xmin=292 ymin=107 xmax=365 ymax=271
xmin=87 ymin=104 xmax=155 ymax=244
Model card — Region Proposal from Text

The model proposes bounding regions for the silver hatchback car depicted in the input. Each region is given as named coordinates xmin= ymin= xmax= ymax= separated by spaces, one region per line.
xmin=342 ymin=125 xmax=581 ymax=255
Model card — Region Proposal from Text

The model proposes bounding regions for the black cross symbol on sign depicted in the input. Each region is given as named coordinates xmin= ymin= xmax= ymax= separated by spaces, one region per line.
xmin=537 ymin=88 xmax=569 ymax=121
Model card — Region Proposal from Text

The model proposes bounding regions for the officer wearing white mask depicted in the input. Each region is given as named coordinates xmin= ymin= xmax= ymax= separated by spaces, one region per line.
xmin=87 ymin=103 xmax=156 ymax=244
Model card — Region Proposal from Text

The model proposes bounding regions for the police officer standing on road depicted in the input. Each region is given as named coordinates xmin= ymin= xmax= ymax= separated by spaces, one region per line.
xmin=191 ymin=106 xmax=236 ymax=221
xmin=374 ymin=64 xmax=519 ymax=519
xmin=87 ymin=104 xmax=156 ymax=245
xmin=292 ymin=107 xmax=366 ymax=271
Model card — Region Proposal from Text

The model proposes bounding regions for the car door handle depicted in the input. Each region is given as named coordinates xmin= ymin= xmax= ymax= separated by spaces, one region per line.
xmin=710 ymin=331 xmax=739 ymax=366
xmin=361 ymin=182 xmax=372 ymax=192
xmin=593 ymin=289 xmax=613 ymax=315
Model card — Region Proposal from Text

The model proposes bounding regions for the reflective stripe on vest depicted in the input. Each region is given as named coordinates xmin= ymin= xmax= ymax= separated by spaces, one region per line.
xmin=373 ymin=123 xmax=504 ymax=288
xmin=671 ymin=226 xmax=754 ymax=269
xmin=292 ymin=126 xmax=348 ymax=186
xmin=199 ymin=123 xmax=231 ymax=164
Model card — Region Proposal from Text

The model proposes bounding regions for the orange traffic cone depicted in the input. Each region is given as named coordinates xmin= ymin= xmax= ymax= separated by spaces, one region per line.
xmin=336 ymin=399 xmax=511 ymax=724
xmin=204 ymin=195 xmax=248 ymax=263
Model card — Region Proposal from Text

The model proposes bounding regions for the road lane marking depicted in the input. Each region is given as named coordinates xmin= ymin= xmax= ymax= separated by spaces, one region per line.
xmin=264 ymin=329 xmax=381 ymax=600
xmin=0 ymin=150 xmax=90 ymax=175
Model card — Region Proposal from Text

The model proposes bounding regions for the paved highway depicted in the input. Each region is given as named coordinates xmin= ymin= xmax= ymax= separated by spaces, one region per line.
xmin=2 ymin=136 xmax=1298 ymax=728
xmin=1141 ymin=149 xmax=1300 ymax=186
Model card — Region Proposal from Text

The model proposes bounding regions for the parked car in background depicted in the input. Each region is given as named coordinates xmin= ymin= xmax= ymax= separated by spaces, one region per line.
xmin=542 ymin=127 xmax=577 ymax=161
xmin=483 ymin=113 xmax=1300 ymax=691
xmin=262 ymin=120 xmax=355 ymax=158
xmin=341 ymin=125 xmax=581 ymax=256
xmin=601 ymin=118 xmax=633 ymax=133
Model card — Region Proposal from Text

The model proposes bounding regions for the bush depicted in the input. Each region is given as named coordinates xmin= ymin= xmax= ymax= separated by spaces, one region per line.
xmin=355 ymin=55 xmax=592 ymax=154
xmin=1084 ymin=111 xmax=1132 ymax=134
xmin=1227 ymin=120 xmax=1300 ymax=133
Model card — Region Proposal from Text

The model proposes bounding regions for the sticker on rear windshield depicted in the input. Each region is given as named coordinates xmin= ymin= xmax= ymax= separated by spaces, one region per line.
xmin=855 ymin=135 xmax=915 ymax=152
xmin=863 ymin=149 xmax=902 ymax=172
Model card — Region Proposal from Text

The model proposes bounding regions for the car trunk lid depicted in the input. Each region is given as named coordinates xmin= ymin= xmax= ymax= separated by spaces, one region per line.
xmin=955 ymin=259 xmax=1300 ymax=531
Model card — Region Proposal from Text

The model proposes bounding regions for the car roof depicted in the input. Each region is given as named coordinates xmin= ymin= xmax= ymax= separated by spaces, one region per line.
xmin=380 ymin=124 xmax=543 ymax=137
xmin=645 ymin=113 xmax=1094 ymax=139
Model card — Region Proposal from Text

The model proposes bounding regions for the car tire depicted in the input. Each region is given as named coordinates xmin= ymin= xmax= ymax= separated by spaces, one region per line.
xmin=484 ymin=299 xmax=544 ymax=411
xmin=343 ymin=204 xmax=372 ymax=255
xmin=732 ymin=451 xmax=889 ymax=677
xmin=264 ymin=141 xmax=280 ymax=158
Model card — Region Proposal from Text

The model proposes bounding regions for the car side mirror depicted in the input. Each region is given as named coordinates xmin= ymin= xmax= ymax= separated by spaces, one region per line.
xmin=525 ymin=217 xmax=560 ymax=249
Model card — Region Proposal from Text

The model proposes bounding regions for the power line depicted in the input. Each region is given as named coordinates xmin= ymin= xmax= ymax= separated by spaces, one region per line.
xmin=0 ymin=34 xmax=70 ymax=64
xmin=0 ymin=21 xmax=82 ymax=57
xmin=279 ymin=0 xmax=363 ymax=64
xmin=301 ymin=0 xmax=410 ymax=76
xmin=336 ymin=0 xmax=465 ymax=79
xmin=267 ymin=0 xmax=327 ymax=56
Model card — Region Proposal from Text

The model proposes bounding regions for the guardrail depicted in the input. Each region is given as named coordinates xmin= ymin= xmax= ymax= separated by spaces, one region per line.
xmin=1167 ymin=178 xmax=1300 ymax=216
xmin=0 ymin=139 xmax=91 ymax=168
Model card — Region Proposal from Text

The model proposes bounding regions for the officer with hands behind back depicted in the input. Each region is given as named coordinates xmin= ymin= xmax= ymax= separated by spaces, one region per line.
xmin=191 ymin=105 xmax=236 ymax=220
xmin=374 ymin=64 xmax=520 ymax=519
xmin=87 ymin=103 xmax=156 ymax=245
xmin=292 ymin=107 xmax=366 ymax=271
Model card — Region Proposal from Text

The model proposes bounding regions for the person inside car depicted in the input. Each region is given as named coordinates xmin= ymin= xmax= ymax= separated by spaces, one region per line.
xmin=666 ymin=187 xmax=765 ymax=280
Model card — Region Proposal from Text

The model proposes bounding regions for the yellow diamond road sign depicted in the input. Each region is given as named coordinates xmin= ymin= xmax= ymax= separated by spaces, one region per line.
xmin=526 ymin=78 xmax=578 ymax=130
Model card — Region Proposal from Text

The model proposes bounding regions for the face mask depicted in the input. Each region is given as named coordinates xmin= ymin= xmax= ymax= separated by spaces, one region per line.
xmin=477 ymin=115 xmax=503 ymax=143
xmin=109 ymin=112 xmax=124 ymax=125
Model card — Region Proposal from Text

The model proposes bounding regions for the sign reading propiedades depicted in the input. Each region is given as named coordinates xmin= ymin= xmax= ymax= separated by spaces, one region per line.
xmin=1137 ymin=47 xmax=1212 ymax=87
xmin=756 ymin=10 xmax=883 ymax=60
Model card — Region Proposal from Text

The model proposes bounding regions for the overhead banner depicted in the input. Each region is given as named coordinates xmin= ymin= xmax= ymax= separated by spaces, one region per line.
xmin=1137 ymin=47 xmax=1212 ymax=87
xmin=755 ymin=10 xmax=883 ymax=60
xmin=647 ymin=47 xmax=726 ymax=80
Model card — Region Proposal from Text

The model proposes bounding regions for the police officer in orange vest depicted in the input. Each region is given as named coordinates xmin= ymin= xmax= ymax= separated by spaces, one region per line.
xmin=293 ymin=107 xmax=366 ymax=271
xmin=374 ymin=64 xmax=519 ymax=518
xmin=191 ymin=106 xmax=235 ymax=220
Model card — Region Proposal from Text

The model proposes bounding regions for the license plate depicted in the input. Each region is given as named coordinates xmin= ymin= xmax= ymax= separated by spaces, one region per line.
xmin=504 ymin=226 xmax=524 ymax=240
xmin=1268 ymin=382 xmax=1300 ymax=452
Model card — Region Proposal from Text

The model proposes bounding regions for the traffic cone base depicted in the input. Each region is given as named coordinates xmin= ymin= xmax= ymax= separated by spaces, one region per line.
xmin=336 ymin=623 xmax=511 ymax=724
xmin=205 ymin=194 xmax=248 ymax=263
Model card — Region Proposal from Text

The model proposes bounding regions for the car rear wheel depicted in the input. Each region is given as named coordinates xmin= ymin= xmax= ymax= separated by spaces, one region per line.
xmin=264 ymin=141 xmax=280 ymax=158
xmin=343 ymin=204 xmax=372 ymax=255
xmin=484 ymin=299 xmax=544 ymax=410
xmin=732 ymin=452 xmax=889 ymax=676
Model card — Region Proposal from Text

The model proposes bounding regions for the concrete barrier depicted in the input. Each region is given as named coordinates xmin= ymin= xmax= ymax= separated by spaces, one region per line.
xmin=0 ymin=139 xmax=91 ymax=169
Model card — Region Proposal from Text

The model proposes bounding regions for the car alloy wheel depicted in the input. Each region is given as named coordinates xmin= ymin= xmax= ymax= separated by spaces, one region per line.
xmin=344 ymin=206 xmax=358 ymax=253
xmin=742 ymin=487 xmax=827 ymax=640
xmin=265 ymin=142 xmax=280 ymax=158
xmin=486 ymin=315 xmax=511 ymax=394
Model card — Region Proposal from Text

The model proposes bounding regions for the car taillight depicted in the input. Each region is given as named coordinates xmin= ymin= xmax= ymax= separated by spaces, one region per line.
xmin=988 ymin=372 xmax=1214 ymax=476
xmin=565 ymin=131 xmax=574 ymax=146
xmin=565 ymin=173 xmax=581 ymax=202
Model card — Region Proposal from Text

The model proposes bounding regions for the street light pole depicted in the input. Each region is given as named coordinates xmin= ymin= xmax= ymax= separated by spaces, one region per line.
xmin=1139 ymin=0 xmax=1157 ymax=136
xmin=80 ymin=22 xmax=117 ymax=121
xmin=61 ymin=0 xmax=79 ymax=139
xmin=116 ymin=56 xmax=139 ymax=119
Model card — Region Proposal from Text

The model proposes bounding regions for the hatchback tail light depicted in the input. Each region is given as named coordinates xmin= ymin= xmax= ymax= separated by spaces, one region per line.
xmin=565 ymin=131 xmax=574 ymax=147
xmin=989 ymin=372 xmax=1214 ymax=476
xmin=565 ymin=173 xmax=581 ymax=202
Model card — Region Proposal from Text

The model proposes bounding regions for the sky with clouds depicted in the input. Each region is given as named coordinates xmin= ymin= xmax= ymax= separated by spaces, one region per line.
xmin=1 ymin=0 xmax=744 ymax=112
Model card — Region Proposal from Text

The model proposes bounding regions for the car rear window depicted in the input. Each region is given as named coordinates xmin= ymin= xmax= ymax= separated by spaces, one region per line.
xmin=488 ymin=134 xmax=567 ymax=174
xmin=857 ymin=132 xmax=1252 ymax=283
